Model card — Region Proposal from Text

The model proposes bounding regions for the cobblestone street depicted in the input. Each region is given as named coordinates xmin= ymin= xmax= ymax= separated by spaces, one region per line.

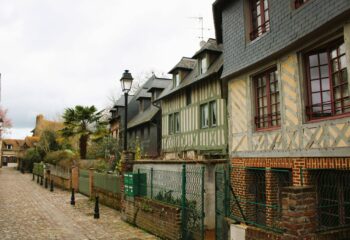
xmin=0 ymin=167 xmax=158 ymax=240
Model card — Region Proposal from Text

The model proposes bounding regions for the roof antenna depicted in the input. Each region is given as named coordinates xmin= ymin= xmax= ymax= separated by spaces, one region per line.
xmin=188 ymin=16 xmax=210 ymax=47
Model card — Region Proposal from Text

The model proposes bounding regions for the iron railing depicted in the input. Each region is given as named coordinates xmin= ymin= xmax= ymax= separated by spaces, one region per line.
xmin=134 ymin=165 xmax=205 ymax=240
xmin=93 ymin=172 xmax=121 ymax=194
xmin=227 ymin=166 xmax=292 ymax=233
xmin=303 ymin=169 xmax=350 ymax=232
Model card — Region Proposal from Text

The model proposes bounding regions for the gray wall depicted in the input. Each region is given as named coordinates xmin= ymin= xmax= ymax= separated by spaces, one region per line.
xmin=221 ymin=0 xmax=350 ymax=78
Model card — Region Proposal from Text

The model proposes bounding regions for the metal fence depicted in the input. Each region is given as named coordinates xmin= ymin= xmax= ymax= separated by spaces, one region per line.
xmin=47 ymin=164 xmax=70 ymax=180
xmin=226 ymin=166 xmax=292 ymax=233
xmin=135 ymin=165 xmax=205 ymax=240
xmin=94 ymin=172 xmax=121 ymax=194
xmin=33 ymin=163 xmax=44 ymax=176
xmin=304 ymin=169 xmax=350 ymax=232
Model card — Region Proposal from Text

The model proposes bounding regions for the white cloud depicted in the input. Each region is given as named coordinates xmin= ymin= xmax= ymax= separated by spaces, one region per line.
xmin=0 ymin=0 xmax=215 ymax=139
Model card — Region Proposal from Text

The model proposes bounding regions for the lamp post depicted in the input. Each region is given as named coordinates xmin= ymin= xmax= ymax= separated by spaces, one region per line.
xmin=120 ymin=70 xmax=133 ymax=151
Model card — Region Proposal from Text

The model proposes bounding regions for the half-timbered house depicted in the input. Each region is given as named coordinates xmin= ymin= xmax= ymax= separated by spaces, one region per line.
xmin=214 ymin=0 xmax=350 ymax=238
xmin=156 ymin=39 xmax=227 ymax=160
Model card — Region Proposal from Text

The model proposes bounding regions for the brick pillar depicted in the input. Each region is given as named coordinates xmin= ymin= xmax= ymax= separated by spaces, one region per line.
xmin=282 ymin=186 xmax=317 ymax=240
xmin=120 ymin=151 xmax=135 ymax=213
xmin=89 ymin=168 xmax=94 ymax=199
xmin=71 ymin=166 xmax=79 ymax=192
xmin=231 ymin=166 xmax=256 ymax=222
xmin=265 ymin=168 xmax=279 ymax=227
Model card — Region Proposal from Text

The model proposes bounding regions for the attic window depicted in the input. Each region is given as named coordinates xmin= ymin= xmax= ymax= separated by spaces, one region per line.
xmin=139 ymin=100 xmax=144 ymax=112
xmin=199 ymin=57 xmax=208 ymax=74
xmin=6 ymin=144 xmax=13 ymax=150
xmin=174 ymin=73 xmax=181 ymax=88
xmin=250 ymin=0 xmax=270 ymax=40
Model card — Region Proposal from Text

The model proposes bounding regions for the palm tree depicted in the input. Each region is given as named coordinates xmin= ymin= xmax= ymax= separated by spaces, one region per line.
xmin=61 ymin=105 xmax=107 ymax=159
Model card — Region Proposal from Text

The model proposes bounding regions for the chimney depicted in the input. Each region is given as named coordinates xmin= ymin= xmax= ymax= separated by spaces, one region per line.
xmin=200 ymin=40 xmax=206 ymax=48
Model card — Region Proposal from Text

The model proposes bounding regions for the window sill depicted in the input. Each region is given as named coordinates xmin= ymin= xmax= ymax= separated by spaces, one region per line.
xmin=249 ymin=31 xmax=269 ymax=44
xmin=255 ymin=126 xmax=281 ymax=132
xmin=306 ymin=112 xmax=350 ymax=124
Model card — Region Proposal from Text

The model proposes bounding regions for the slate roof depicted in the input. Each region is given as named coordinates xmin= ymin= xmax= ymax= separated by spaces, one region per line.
xmin=168 ymin=57 xmax=197 ymax=74
xmin=192 ymin=38 xmax=222 ymax=58
xmin=127 ymin=105 xmax=159 ymax=129
xmin=156 ymin=54 xmax=223 ymax=101
xmin=156 ymin=39 xmax=223 ymax=101
xmin=136 ymin=88 xmax=152 ymax=100
xmin=147 ymin=78 xmax=172 ymax=92
xmin=114 ymin=95 xmax=134 ymax=108
xmin=125 ymin=74 xmax=171 ymax=129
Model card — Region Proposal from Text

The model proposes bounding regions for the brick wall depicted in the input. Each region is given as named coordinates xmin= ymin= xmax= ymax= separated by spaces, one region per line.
xmin=124 ymin=198 xmax=181 ymax=240
xmin=93 ymin=187 xmax=121 ymax=211
xmin=231 ymin=157 xmax=350 ymax=186
xmin=230 ymin=157 xmax=350 ymax=239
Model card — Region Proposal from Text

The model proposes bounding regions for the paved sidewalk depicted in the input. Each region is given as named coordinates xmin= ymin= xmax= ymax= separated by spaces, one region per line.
xmin=0 ymin=167 xmax=158 ymax=240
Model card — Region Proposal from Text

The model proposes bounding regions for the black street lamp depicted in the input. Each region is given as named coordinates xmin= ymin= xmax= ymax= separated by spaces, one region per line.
xmin=120 ymin=70 xmax=133 ymax=151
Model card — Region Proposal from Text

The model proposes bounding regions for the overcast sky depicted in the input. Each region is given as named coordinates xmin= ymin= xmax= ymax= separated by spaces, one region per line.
xmin=0 ymin=0 xmax=215 ymax=139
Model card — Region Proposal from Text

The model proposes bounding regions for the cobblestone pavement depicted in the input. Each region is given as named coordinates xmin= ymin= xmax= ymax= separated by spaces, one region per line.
xmin=0 ymin=167 xmax=158 ymax=240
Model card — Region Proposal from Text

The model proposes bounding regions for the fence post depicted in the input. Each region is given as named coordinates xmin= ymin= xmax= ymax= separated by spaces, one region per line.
xmin=201 ymin=166 xmax=205 ymax=240
xmin=181 ymin=164 xmax=187 ymax=239
xmin=150 ymin=168 xmax=154 ymax=199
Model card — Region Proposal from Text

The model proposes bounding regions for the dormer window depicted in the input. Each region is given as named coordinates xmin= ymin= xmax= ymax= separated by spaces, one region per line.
xmin=199 ymin=57 xmax=208 ymax=74
xmin=152 ymin=89 xmax=162 ymax=101
xmin=6 ymin=144 xmax=13 ymax=150
xmin=174 ymin=73 xmax=181 ymax=88
xmin=139 ymin=100 xmax=144 ymax=112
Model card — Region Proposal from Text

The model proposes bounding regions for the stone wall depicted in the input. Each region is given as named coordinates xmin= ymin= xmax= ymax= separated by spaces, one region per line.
xmin=124 ymin=197 xmax=181 ymax=240
xmin=50 ymin=174 xmax=71 ymax=190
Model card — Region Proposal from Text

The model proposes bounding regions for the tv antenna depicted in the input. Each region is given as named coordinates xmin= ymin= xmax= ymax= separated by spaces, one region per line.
xmin=188 ymin=16 xmax=211 ymax=42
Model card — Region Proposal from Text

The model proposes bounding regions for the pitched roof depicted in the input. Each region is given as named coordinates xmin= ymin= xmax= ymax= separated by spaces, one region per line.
xmin=114 ymin=95 xmax=134 ymax=108
xmin=146 ymin=78 xmax=172 ymax=92
xmin=24 ymin=136 xmax=40 ymax=148
xmin=157 ymin=54 xmax=223 ymax=101
xmin=2 ymin=139 xmax=25 ymax=150
xmin=192 ymin=38 xmax=222 ymax=58
xmin=136 ymin=88 xmax=152 ymax=100
xmin=127 ymin=105 xmax=159 ymax=129
xmin=32 ymin=115 xmax=64 ymax=137
xmin=168 ymin=57 xmax=197 ymax=74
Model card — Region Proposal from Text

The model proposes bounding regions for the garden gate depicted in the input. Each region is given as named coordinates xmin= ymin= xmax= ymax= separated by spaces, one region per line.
xmin=79 ymin=169 xmax=90 ymax=196
xmin=215 ymin=165 xmax=228 ymax=240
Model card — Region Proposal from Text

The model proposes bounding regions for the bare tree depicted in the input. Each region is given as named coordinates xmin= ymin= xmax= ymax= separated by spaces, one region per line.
xmin=0 ymin=106 xmax=12 ymax=136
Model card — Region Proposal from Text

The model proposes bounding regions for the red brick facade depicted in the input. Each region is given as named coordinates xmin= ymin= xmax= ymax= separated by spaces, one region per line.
xmin=124 ymin=197 xmax=181 ymax=240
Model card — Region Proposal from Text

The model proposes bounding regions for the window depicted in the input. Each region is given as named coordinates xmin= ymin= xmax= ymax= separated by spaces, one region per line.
xmin=313 ymin=170 xmax=350 ymax=230
xmin=186 ymin=88 xmax=192 ymax=105
xmin=210 ymin=101 xmax=217 ymax=126
xmin=139 ymin=100 xmax=144 ymax=112
xmin=169 ymin=114 xmax=174 ymax=134
xmin=174 ymin=112 xmax=180 ymax=133
xmin=305 ymin=41 xmax=349 ymax=120
xmin=141 ymin=128 xmax=144 ymax=139
xmin=200 ymin=104 xmax=209 ymax=128
xmin=174 ymin=73 xmax=180 ymax=88
xmin=250 ymin=0 xmax=270 ymax=40
xmin=254 ymin=67 xmax=280 ymax=130
xmin=6 ymin=144 xmax=12 ymax=150
xmin=295 ymin=0 xmax=309 ymax=9
xmin=169 ymin=113 xmax=180 ymax=134
xmin=199 ymin=57 xmax=208 ymax=74
xmin=200 ymin=101 xmax=217 ymax=128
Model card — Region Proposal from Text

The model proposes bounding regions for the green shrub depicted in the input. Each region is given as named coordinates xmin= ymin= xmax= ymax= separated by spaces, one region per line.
xmin=44 ymin=149 xmax=77 ymax=167
xmin=22 ymin=148 xmax=42 ymax=172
